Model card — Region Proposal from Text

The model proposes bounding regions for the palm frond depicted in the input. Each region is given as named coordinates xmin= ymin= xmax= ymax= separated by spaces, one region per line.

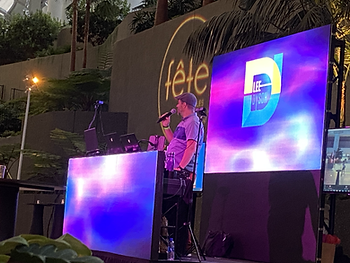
xmin=183 ymin=0 xmax=344 ymax=64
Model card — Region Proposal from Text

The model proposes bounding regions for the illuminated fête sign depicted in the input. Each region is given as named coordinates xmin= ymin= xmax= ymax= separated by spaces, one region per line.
xmin=158 ymin=15 xmax=210 ymax=128
xmin=205 ymin=25 xmax=331 ymax=173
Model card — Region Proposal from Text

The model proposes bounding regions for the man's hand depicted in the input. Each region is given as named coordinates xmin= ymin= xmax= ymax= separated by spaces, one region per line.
xmin=160 ymin=113 xmax=170 ymax=127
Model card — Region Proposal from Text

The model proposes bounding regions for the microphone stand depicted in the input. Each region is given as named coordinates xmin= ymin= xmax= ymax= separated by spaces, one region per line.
xmin=88 ymin=101 xmax=101 ymax=129
xmin=185 ymin=109 xmax=206 ymax=261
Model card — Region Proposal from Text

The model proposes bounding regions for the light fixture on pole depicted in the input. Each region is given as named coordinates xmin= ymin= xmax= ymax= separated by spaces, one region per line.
xmin=17 ymin=75 xmax=39 ymax=180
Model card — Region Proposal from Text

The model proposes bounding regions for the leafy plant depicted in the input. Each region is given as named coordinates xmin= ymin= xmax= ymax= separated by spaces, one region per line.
xmin=0 ymin=101 xmax=24 ymax=137
xmin=132 ymin=0 xmax=157 ymax=11
xmin=130 ymin=10 xmax=155 ymax=33
xmin=0 ymin=233 xmax=104 ymax=263
xmin=29 ymin=69 xmax=111 ymax=114
xmin=130 ymin=0 xmax=201 ymax=33
xmin=0 ymin=143 xmax=20 ymax=179
xmin=24 ymin=128 xmax=86 ymax=185
xmin=66 ymin=0 xmax=130 ymax=46
xmin=0 ymin=11 xmax=61 ymax=65
xmin=130 ymin=0 xmax=157 ymax=34
xmin=184 ymin=0 xmax=350 ymax=67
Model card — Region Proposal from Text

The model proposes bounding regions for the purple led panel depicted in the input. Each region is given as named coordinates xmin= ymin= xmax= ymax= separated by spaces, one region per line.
xmin=205 ymin=25 xmax=331 ymax=173
xmin=63 ymin=151 xmax=160 ymax=259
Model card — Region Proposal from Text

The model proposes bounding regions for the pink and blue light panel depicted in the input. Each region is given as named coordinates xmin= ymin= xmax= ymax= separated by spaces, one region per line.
xmin=206 ymin=25 xmax=331 ymax=173
xmin=63 ymin=151 xmax=159 ymax=259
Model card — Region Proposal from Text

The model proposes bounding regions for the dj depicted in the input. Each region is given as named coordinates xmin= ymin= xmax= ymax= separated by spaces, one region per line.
xmin=160 ymin=92 xmax=204 ymax=177
xmin=160 ymin=92 xmax=204 ymax=257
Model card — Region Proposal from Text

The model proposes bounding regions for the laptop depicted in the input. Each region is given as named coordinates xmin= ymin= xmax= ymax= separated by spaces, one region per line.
xmin=119 ymin=133 xmax=142 ymax=153
xmin=104 ymin=132 xmax=124 ymax=154
xmin=84 ymin=128 xmax=100 ymax=155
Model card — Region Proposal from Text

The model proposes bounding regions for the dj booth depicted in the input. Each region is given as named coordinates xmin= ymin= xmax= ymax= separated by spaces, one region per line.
xmin=63 ymin=151 xmax=185 ymax=262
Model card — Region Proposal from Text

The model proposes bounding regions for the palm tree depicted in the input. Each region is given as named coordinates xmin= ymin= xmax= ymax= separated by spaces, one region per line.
xmin=154 ymin=0 xmax=168 ymax=25
xmin=82 ymin=0 xmax=91 ymax=68
xmin=70 ymin=0 xmax=79 ymax=72
xmin=184 ymin=0 xmax=350 ymax=66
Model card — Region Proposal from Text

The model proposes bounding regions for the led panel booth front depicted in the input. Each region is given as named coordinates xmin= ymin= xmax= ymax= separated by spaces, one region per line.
xmin=205 ymin=25 xmax=331 ymax=173
xmin=63 ymin=151 xmax=164 ymax=260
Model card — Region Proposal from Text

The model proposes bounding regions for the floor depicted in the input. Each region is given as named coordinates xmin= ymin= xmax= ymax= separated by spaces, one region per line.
xmin=158 ymin=254 xmax=262 ymax=263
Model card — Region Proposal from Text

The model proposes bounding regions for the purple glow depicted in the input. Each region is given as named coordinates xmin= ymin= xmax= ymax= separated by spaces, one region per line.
xmin=206 ymin=25 xmax=331 ymax=173
xmin=63 ymin=151 xmax=160 ymax=259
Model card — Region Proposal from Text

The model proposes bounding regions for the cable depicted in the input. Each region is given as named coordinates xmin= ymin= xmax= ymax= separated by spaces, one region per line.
xmin=46 ymin=192 xmax=61 ymax=237
xmin=98 ymin=104 xmax=105 ymax=136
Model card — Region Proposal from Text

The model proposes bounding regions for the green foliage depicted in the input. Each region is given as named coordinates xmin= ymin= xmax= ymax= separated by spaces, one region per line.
xmin=55 ymin=234 xmax=91 ymax=256
xmin=130 ymin=10 xmax=155 ymax=34
xmin=66 ymin=0 xmax=130 ymax=46
xmin=0 ymin=234 xmax=103 ymax=263
xmin=25 ymin=129 xmax=85 ymax=185
xmin=130 ymin=0 xmax=201 ymax=33
xmin=49 ymin=128 xmax=86 ymax=158
xmin=23 ymin=148 xmax=67 ymax=185
xmin=0 ymin=236 xmax=28 ymax=255
xmin=36 ymin=45 xmax=72 ymax=57
xmin=0 ymin=11 xmax=61 ymax=65
xmin=0 ymin=100 xmax=24 ymax=137
xmin=0 ymin=143 xmax=20 ymax=178
xmin=184 ymin=0 xmax=350 ymax=66
xmin=29 ymin=69 xmax=111 ymax=114
xmin=168 ymin=0 xmax=201 ymax=19
xmin=132 ymin=0 xmax=157 ymax=10
xmin=0 ymin=129 xmax=85 ymax=184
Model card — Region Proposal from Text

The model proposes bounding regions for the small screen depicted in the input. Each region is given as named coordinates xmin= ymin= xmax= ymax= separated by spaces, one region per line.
xmin=193 ymin=142 xmax=205 ymax=192
xmin=205 ymin=25 xmax=331 ymax=173
xmin=324 ymin=128 xmax=350 ymax=192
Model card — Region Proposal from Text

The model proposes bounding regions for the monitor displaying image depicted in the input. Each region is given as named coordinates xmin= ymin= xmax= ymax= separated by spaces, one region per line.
xmin=324 ymin=128 xmax=350 ymax=192
xmin=205 ymin=25 xmax=331 ymax=173
xmin=193 ymin=142 xmax=205 ymax=191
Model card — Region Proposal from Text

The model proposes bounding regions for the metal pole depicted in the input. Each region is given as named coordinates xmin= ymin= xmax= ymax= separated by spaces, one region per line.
xmin=17 ymin=87 xmax=31 ymax=180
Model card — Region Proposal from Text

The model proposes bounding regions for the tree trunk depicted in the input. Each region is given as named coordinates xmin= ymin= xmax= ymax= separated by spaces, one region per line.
xmin=82 ymin=0 xmax=91 ymax=68
xmin=70 ymin=0 xmax=78 ymax=72
xmin=202 ymin=0 xmax=214 ymax=6
xmin=154 ymin=0 xmax=168 ymax=26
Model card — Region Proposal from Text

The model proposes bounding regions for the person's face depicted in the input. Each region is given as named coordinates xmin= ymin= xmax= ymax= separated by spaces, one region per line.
xmin=176 ymin=99 xmax=186 ymax=116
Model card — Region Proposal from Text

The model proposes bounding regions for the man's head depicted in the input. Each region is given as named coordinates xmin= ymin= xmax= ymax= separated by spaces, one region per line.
xmin=175 ymin=92 xmax=197 ymax=117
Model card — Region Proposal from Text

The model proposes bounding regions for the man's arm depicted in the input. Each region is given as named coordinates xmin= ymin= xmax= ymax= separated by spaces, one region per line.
xmin=161 ymin=116 xmax=174 ymax=143
xmin=178 ymin=139 xmax=197 ymax=169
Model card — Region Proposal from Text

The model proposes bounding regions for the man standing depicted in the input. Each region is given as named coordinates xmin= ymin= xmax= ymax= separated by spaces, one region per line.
xmin=160 ymin=92 xmax=204 ymax=257
xmin=161 ymin=92 xmax=204 ymax=176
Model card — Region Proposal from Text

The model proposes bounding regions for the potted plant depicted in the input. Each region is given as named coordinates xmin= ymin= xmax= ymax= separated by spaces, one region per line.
xmin=0 ymin=233 xmax=103 ymax=263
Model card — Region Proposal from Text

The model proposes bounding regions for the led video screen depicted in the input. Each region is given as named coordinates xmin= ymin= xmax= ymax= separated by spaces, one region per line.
xmin=324 ymin=128 xmax=350 ymax=192
xmin=205 ymin=25 xmax=331 ymax=173
xmin=63 ymin=151 xmax=161 ymax=260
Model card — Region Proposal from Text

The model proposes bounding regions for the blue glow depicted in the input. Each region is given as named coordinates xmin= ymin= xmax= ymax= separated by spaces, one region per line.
xmin=63 ymin=151 xmax=160 ymax=259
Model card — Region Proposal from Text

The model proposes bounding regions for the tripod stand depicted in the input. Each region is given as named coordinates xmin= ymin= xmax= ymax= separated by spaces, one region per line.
xmin=162 ymin=177 xmax=205 ymax=262
xmin=184 ymin=193 xmax=206 ymax=262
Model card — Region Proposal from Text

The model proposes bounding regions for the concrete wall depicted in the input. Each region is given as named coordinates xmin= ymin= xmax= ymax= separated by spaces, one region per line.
xmin=21 ymin=111 xmax=128 ymax=179
xmin=109 ymin=0 xmax=231 ymax=141
xmin=0 ymin=47 xmax=99 ymax=101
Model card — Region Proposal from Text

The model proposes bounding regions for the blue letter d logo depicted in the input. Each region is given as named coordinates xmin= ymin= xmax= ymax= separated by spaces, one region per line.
xmin=242 ymin=53 xmax=283 ymax=127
